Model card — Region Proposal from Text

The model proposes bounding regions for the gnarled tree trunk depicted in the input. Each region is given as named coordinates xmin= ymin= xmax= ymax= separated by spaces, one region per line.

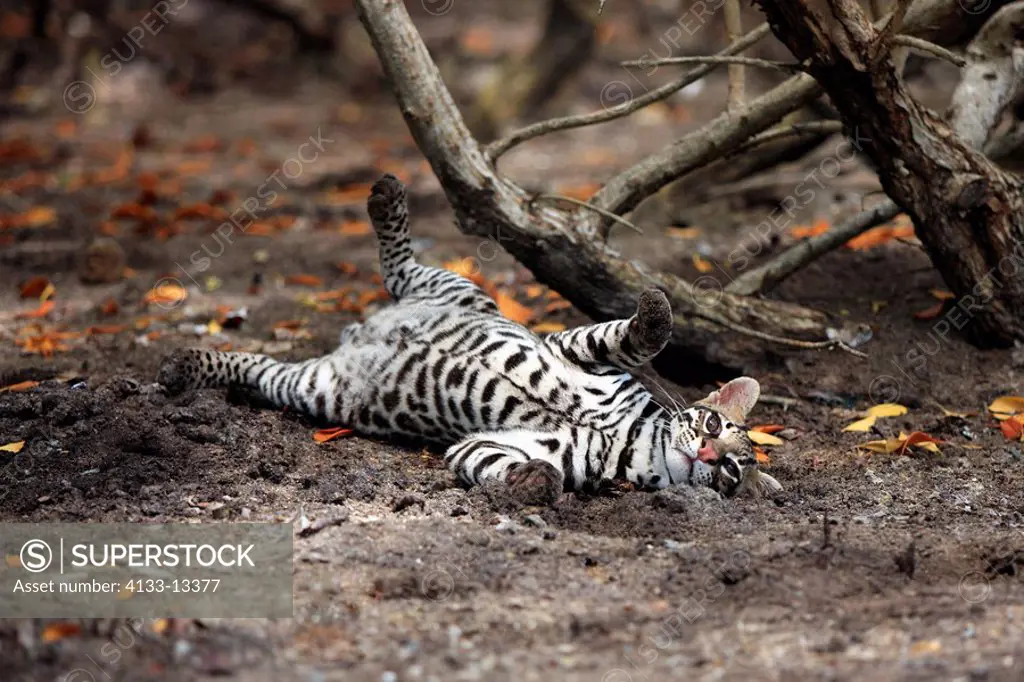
xmin=756 ymin=0 xmax=1024 ymax=346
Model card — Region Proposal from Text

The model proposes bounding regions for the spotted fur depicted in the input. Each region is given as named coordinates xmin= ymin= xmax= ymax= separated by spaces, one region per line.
xmin=157 ymin=174 xmax=781 ymax=502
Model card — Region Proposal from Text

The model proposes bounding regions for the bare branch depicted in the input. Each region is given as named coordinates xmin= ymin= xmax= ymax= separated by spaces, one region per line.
xmin=892 ymin=35 xmax=967 ymax=66
xmin=724 ymin=0 xmax=746 ymax=109
xmin=730 ymin=120 xmax=845 ymax=154
xmin=484 ymin=23 xmax=772 ymax=162
xmin=725 ymin=200 xmax=901 ymax=295
xmin=622 ymin=56 xmax=803 ymax=71
xmin=589 ymin=74 xmax=824 ymax=217
xmin=529 ymin=194 xmax=643 ymax=235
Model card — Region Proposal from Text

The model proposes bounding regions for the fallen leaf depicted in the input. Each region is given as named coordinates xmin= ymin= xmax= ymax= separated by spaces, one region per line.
xmin=1000 ymin=415 xmax=1024 ymax=441
xmin=748 ymin=430 xmax=785 ymax=446
xmin=183 ymin=134 xmax=224 ymax=153
xmin=143 ymin=283 xmax=188 ymax=306
xmin=866 ymin=403 xmax=909 ymax=418
xmin=339 ymin=220 xmax=371 ymax=236
xmin=933 ymin=401 xmax=973 ymax=419
xmin=897 ymin=431 xmax=942 ymax=454
xmin=19 ymin=276 xmax=51 ymax=299
xmin=988 ymin=396 xmax=1024 ymax=420
xmin=15 ymin=300 xmax=55 ymax=319
xmin=272 ymin=320 xmax=305 ymax=331
xmin=460 ymin=25 xmax=496 ymax=55
xmin=750 ymin=424 xmax=785 ymax=434
xmin=692 ymin=254 xmax=713 ymax=273
xmin=913 ymin=302 xmax=944 ymax=320
xmin=40 ymin=622 xmax=81 ymax=643
xmin=857 ymin=438 xmax=903 ymax=453
xmin=335 ymin=262 xmax=358 ymax=275
xmin=790 ymin=218 xmax=830 ymax=239
xmin=20 ymin=206 xmax=57 ymax=227
xmin=665 ymin=226 xmax=700 ymax=239
xmin=313 ymin=427 xmax=354 ymax=443
xmin=754 ymin=447 xmax=770 ymax=465
xmin=843 ymin=415 xmax=878 ymax=432
xmin=0 ymin=380 xmax=39 ymax=393
xmin=531 ymin=321 xmax=567 ymax=334
xmin=87 ymin=324 xmax=127 ymax=335
xmin=930 ymin=289 xmax=955 ymax=301
xmin=285 ymin=274 xmax=324 ymax=287
xmin=494 ymin=290 xmax=534 ymax=325
xmin=557 ymin=183 xmax=601 ymax=201
xmin=0 ymin=441 xmax=26 ymax=453
xmin=524 ymin=284 xmax=545 ymax=299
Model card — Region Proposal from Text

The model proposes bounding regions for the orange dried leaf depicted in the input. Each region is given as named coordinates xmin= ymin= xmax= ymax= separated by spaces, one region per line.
xmin=531 ymin=321 xmax=567 ymax=334
xmin=335 ymin=262 xmax=358 ymax=275
xmin=313 ymin=427 xmax=354 ymax=443
xmin=544 ymin=299 xmax=572 ymax=314
xmin=326 ymin=183 xmax=373 ymax=205
xmin=273 ymin=320 xmax=304 ymax=331
xmin=495 ymin=291 xmax=534 ymax=325
xmin=17 ymin=206 xmax=57 ymax=228
xmin=460 ymin=25 xmax=496 ymax=55
xmin=557 ymin=182 xmax=601 ymax=201
xmin=913 ymin=302 xmax=945 ymax=320
xmin=183 ymin=135 xmax=224 ymax=153
xmin=930 ymin=289 xmax=955 ymax=301
xmin=41 ymin=622 xmax=81 ymax=643
xmin=988 ymin=396 xmax=1024 ymax=420
xmin=99 ymin=298 xmax=119 ymax=317
xmin=87 ymin=324 xmax=127 ymax=335
xmin=286 ymin=274 xmax=324 ymax=287
xmin=143 ymin=283 xmax=188 ymax=306
xmin=754 ymin=447 xmax=770 ymax=465
xmin=339 ymin=220 xmax=371 ymax=236
xmin=19 ymin=276 xmax=51 ymax=299
xmin=524 ymin=284 xmax=545 ymax=299
xmin=1000 ymin=415 xmax=1024 ymax=441
xmin=692 ymin=254 xmax=713 ymax=273
xmin=790 ymin=219 xmax=829 ymax=239
xmin=897 ymin=431 xmax=943 ymax=454
xmin=0 ymin=380 xmax=39 ymax=393
xmin=750 ymin=424 xmax=785 ymax=434
xmin=16 ymin=300 xmax=54 ymax=319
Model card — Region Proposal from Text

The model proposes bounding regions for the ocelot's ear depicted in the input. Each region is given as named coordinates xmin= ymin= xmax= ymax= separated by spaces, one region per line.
xmin=698 ymin=377 xmax=760 ymax=424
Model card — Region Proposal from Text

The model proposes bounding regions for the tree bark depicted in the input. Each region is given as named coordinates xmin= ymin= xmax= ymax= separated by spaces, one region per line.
xmin=756 ymin=0 xmax=1024 ymax=346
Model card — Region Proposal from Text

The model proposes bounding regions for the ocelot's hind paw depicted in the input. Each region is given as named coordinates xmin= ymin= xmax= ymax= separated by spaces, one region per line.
xmin=505 ymin=460 xmax=564 ymax=506
xmin=632 ymin=288 xmax=673 ymax=352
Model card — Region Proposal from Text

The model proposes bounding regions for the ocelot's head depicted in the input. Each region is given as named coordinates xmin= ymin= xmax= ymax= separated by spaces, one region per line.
xmin=674 ymin=377 xmax=782 ymax=497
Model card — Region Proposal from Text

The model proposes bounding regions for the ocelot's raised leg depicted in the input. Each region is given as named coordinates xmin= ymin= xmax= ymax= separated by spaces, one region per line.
xmin=368 ymin=173 xmax=498 ymax=314
xmin=541 ymin=288 xmax=673 ymax=374
xmin=444 ymin=429 xmax=570 ymax=505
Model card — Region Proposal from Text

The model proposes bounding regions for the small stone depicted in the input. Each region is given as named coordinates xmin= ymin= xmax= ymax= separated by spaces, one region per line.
xmin=523 ymin=514 xmax=547 ymax=528
xmin=79 ymin=237 xmax=126 ymax=284
xmin=241 ymin=507 xmax=251 ymax=519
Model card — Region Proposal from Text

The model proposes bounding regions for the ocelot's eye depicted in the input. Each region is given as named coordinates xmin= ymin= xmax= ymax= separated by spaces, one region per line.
xmin=704 ymin=412 xmax=722 ymax=437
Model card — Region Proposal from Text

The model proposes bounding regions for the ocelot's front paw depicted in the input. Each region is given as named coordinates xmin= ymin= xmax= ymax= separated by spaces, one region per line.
xmin=505 ymin=460 xmax=564 ymax=506
xmin=632 ymin=288 xmax=673 ymax=351
xmin=157 ymin=348 xmax=203 ymax=395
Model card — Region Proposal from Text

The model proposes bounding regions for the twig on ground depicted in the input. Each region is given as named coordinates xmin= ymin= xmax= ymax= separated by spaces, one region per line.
xmin=686 ymin=309 xmax=869 ymax=358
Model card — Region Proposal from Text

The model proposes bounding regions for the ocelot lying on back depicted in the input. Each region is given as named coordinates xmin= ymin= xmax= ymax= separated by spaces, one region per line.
xmin=157 ymin=174 xmax=782 ymax=504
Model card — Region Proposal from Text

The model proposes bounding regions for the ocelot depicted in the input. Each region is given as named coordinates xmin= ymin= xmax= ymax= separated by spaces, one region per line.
xmin=157 ymin=174 xmax=782 ymax=504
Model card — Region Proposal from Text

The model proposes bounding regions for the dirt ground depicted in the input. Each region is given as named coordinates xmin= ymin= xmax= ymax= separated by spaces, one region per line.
xmin=3 ymin=4 xmax=1024 ymax=681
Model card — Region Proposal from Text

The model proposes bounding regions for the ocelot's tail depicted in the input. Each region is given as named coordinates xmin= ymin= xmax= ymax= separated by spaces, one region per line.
xmin=157 ymin=348 xmax=349 ymax=422
xmin=367 ymin=173 xmax=414 ymax=297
